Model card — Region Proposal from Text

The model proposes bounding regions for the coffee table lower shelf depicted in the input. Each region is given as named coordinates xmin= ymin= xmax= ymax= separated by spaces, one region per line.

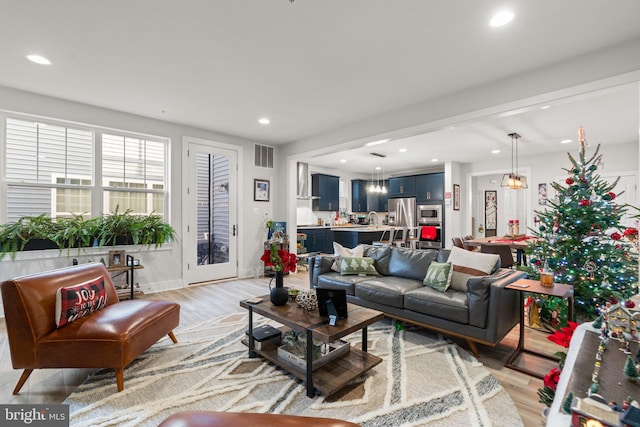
xmin=243 ymin=340 xmax=382 ymax=396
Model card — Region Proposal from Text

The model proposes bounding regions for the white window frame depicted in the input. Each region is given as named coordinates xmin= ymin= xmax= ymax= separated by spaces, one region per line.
xmin=1 ymin=111 xmax=170 ymax=223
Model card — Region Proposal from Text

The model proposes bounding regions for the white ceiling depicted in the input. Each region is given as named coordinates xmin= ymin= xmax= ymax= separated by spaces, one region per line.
xmin=1 ymin=1 xmax=639 ymax=174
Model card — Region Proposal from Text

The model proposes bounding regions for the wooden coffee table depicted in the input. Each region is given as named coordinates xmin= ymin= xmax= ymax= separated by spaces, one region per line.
xmin=240 ymin=295 xmax=384 ymax=397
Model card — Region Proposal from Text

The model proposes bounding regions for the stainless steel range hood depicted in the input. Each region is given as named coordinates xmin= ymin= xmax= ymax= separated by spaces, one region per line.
xmin=296 ymin=162 xmax=318 ymax=200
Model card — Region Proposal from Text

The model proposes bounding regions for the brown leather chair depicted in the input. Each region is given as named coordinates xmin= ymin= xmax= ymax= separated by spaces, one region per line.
xmin=480 ymin=243 xmax=515 ymax=268
xmin=1 ymin=262 xmax=180 ymax=394
xmin=158 ymin=411 xmax=360 ymax=427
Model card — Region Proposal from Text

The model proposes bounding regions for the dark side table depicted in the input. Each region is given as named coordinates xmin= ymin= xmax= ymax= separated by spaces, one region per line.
xmin=505 ymin=278 xmax=574 ymax=379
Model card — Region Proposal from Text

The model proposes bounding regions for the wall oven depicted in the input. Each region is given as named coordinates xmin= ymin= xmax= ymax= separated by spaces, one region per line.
xmin=417 ymin=204 xmax=442 ymax=225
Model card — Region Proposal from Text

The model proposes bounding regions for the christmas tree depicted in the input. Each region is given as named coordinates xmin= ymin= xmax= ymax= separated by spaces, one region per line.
xmin=524 ymin=127 xmax=638 ymax=321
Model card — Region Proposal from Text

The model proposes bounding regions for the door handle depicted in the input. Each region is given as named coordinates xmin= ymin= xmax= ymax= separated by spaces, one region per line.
xmin=232 ymin=225 xmax=236 ymax=236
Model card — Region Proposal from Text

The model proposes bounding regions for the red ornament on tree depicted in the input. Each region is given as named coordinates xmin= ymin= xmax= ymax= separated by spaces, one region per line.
xmin=625 ymin=300 xmax=636 ymax=309
xmin=578 ymin=199 xmax=591 ymax=207
xmin=611 ymin=232 xmax=622 ymax=241
xmin=607 ymin=191 xmax=616 ymax=200
xmin=565 ymin=178 xmax=574 ymax=185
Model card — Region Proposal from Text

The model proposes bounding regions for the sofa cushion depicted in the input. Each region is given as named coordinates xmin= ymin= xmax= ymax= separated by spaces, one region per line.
xmin=55 ymin=275 xmax=108 ymax=328
xmin=387 ymin=247 xmax=439 ymax=281
xmin=339 ymin=257 xmax=379 ymax=276
xmin=312 ymin=255 xmax=336 ymax=285
xmin=363 ymin=245 xmax=392 ymax=275
xmin=331 ymin=242 xmax=365 ymax=272
xmin=423 ymin=261 xmax=453 ymax=292
xmin=317 ymin=272 xmax=368 ymax=295
xmin=447 ymin=246 xmax=499 ymax=292
xmin=355 ymin=277 xmax=423 ymax=308
xmin=404 ymin=286 xmax=468 ymax=324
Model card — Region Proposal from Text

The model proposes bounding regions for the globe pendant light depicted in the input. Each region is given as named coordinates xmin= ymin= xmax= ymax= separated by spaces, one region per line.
xmin=501 ymin=132 xmax=528 ymax=189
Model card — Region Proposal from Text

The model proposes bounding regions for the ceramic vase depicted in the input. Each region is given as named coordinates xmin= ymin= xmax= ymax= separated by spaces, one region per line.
xmin=269 ymin=271 xmax=288 ymax=306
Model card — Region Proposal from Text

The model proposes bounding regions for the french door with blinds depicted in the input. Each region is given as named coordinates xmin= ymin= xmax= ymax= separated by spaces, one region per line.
xmin=183 ymin=139 xmax=238 ymax=284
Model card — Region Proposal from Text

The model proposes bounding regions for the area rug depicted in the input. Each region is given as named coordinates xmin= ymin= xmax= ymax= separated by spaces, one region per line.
xmin=64 ymin=313 xmax=523 ymax=426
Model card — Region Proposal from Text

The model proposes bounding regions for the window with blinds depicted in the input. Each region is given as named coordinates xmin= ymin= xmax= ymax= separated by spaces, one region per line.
xmin=2 ymin=115 xmax=169 ymax=223
xmin=5 ymin=118 xmax=93 ymax=221
xmin=102 ymin=133 xmax=167 ymax=217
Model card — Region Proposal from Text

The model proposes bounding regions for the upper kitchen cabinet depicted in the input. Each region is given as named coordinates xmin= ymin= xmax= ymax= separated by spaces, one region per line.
xmin=388 ymin=176 xmax=416 ymax=198
xmin=312 ymin=173 xmax=339 ymax=211
xmin=370 ymin=180 xmax=389 ymax=212
xmin=416 ymin=173 xmax=444 ymax=203
xmin=351 ymin=179 xmax=368 ymax=213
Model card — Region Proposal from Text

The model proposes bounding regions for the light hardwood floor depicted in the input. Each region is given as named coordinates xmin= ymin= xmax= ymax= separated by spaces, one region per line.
xmin=0 ymin=271 xmax=556 ymax=426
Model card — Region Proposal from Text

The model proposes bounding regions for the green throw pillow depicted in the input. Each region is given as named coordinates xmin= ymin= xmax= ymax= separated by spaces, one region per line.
xmin=339 ymin=256 xmax=378 ymax=276
xmin=423 ymin=261 xmax=453 ymax=292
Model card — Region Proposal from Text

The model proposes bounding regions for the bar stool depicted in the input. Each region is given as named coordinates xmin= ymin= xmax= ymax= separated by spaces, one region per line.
xmin=373 ymin=227 xmax=396 ymax=246
xmin=406 ymin=227 xmax=420 ymax=249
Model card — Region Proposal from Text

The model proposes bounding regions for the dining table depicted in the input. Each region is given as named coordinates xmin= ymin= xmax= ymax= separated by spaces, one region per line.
xmin=462 ymin=235 xmax=538 ymax=265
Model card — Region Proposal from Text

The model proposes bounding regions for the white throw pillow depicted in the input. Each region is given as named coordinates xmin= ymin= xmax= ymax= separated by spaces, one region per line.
xmin=447 ymin=246 xmax=499 ymax=292
xmin=331 ymin=242 xmax=365 ymax=272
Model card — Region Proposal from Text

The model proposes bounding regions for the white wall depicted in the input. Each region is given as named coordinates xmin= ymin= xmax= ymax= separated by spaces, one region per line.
xmin=463 ymin=142 xmax=638 ymax=237
xmin=0 ymin=85 xmax=284 ymax=316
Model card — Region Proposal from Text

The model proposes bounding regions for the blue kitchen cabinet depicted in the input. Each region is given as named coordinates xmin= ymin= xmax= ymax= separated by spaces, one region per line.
xmin=312 ymin=173 xmax=339 ymax=211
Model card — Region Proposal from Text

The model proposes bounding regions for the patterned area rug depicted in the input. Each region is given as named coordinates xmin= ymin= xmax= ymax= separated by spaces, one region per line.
xmin=64 ymin=313 xmax=523 ymax=426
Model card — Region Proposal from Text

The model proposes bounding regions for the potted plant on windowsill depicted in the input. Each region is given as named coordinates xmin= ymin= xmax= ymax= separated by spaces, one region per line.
xmin=0 ymin=214 xmax=59 ymax=260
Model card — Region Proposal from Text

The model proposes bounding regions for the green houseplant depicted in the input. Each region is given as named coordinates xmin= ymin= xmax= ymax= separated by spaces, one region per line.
xmin=0 ymin=209 xmax=176 ymax=261
xmin=0 ymin=214 xmax=60 ymax=260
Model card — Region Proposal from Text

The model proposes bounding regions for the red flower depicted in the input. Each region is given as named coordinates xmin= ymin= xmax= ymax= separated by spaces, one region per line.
xmin=261 ymin=244 xmax=297 ymax=273
xmin=543 ymin=367 xmax=561 ymax=390
xmin=623 ymin=228 xmax=638 ymax=237
xmin=611 ymin=232 xmax=622 ymax=241
xmin=547 ymin=321 xmax=578 ymax=348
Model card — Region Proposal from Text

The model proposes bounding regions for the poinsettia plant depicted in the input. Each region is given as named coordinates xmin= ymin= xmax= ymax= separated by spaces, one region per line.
xmin=538 ymin=321 xmax=578 ymax=407
xmin=261 ymin=243 xmax=297 ymax=273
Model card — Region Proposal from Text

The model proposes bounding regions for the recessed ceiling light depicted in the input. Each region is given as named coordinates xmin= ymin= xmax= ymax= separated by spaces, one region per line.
xmin=490 ymin=11 xmax=514 ymax=27
xmin=431 ymin=158 xmax=438 ymax=162
xmin=399 ymin=148 xmax=407 ymax=153
xmin=26 ymin=54 xmax=51 ymax=65
xmin=365 ymin=139 xmax=389 ymax=147
xmin=339 ymin=159 xmax=347 ymax=163
xmin=561 ymin=139 xmax=572 ymax=144
xmin=448 ymin=126 xmax=455 ymax=130
xmin=491 ymin=149 xmax=501 ymax=154
xmin=258 ymin=117 xmax=270 ymax=125
xmin=540 ymin=105 xmax=551 ymax=110
xmin=375 ymin=166 xmax=381 ymax=170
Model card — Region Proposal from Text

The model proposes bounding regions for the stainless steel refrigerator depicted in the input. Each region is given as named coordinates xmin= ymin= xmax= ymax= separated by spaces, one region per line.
xmin=387 ymin=197 xmax=416 ymax=228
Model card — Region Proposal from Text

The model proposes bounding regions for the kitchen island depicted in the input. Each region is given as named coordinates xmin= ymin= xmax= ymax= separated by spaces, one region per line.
xmin=331 ymin=226 xmax=389 ymax=248
xmin=297 ymin=225 xmax=391 ymax=253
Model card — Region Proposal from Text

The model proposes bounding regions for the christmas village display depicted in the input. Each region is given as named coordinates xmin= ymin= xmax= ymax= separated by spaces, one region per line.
xmin=530 ymin=127 xmax=640 ymax=426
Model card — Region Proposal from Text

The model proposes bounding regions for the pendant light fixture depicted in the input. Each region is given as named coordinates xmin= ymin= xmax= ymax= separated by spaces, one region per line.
xmin=501 ymin=132 xmax=528 ymax=189
xmin=368 ymin=152 xmax=387 ymax=193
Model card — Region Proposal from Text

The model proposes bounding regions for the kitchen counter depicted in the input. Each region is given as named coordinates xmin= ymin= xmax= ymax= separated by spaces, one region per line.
xmin=331 ymin=226 xmax=391 ymax=232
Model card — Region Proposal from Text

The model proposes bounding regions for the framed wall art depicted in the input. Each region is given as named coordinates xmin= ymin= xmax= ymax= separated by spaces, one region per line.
xmin=254 ymin=179 xmax=270 ymax=202
xmin=538 ymin=183 xmax=548 ymax=205
xmin=453 ymin=184 xmax=460 ymax=211
xmin=484 ymin=190 xmax=497 ymax=237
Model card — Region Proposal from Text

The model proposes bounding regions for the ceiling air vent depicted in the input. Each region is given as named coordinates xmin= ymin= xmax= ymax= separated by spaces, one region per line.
xmin=254 ymin=144 xmax=274 ymax=168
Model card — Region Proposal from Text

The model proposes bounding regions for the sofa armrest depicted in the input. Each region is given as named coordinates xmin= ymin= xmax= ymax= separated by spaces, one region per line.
xmin=466 ymin=269 xmax=525 ymax=329
xmin=309 ymin=255 xmax=335 ymax=288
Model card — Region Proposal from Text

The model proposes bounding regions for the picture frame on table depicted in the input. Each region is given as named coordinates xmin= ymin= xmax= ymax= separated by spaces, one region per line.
xmin=108 ymin=250 xmax=125 ymax=267
xmin=254 ymin=179 xmax=270 ymax=202
xmin=453 ymin=184 xmax=460 ymax=211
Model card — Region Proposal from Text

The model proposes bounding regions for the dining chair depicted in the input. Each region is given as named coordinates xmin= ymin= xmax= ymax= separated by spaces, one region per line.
xmin=480 ymin=243 xmax=515 ymax=269
xmin=451 ymin=237 xmax=464 ymax=249
xmin=461 ymin=235 xmax=479 ymax=251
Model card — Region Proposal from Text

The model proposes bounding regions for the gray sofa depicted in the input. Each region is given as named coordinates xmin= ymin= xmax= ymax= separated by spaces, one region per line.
xmin=308 ymin=244 xmax=527 ymax=356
